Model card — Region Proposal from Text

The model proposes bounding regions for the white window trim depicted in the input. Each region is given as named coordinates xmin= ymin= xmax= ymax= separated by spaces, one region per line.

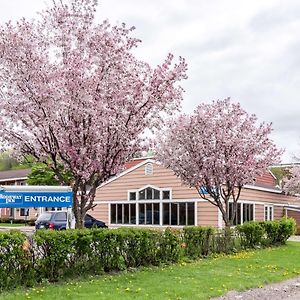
xmin=127 ymin=185 xmax=172 ymax=201
xmin=229 ymin=201 xmax=255 ymax=225
xmin=264 ymin=204 xmax=274 ymax=221
xmin=128 ymin=190 xmax=137 ymax=201
xmin=111 ymin=187 xmax=197 ymax=226
xmin=19 ymin=208 xmax=30 ymax=217
xmin=161 ymin=188 xmax=172 ymax=200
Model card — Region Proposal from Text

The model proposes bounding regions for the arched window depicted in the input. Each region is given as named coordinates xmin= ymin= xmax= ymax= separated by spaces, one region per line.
xmin=138 ymin=187 xmax=160 ymax=200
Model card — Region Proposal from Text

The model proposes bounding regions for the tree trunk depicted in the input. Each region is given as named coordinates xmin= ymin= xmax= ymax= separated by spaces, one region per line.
xmin=72 ymin=180 xmax=98 ymax=228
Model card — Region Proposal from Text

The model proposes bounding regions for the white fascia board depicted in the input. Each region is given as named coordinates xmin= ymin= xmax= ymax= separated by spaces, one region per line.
xmin=0 ymin=185 xmax=72 ymax=192
xmin=267 ymin=169 xmax=277 ymax=180
xmin=284 ymin=206 xmax=300 ymax=212
xmin=97 ymin=159 xmax=157 ymax=190
xmin=0 ymin=177 xmax=27 ymax=182
xmin=244 ymin=184 xmax=282 ymax=194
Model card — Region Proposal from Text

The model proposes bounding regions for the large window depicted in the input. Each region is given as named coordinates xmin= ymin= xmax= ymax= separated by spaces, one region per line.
xmin=111 ymin=203 xmax=136 ymax=225
xmin=228 ymin=202 xmax=254 ymax=225
xmin=264 ymin=205 xmax=273 ymax=221
xmin=111 ymin=186 xmax=195 ymax=226
xmin=138 ymin=203 xmax=160 ymax=225
xmin=163 ymin=202 xmax=195 ymax=226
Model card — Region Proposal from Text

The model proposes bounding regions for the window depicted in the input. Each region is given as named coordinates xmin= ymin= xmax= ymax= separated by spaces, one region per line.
xmin=20 ymin=208 xmax=29 ymax=217
xmin=138 ymin=203 xmax=160 ymax=225
xmin=264 ymin=205 xmax=273 ymax=221
xmin=128 ymin=186 xmax=171 ymax=201
xmin=110 ymin=203 xmax=136 ymax=225
xmin=163 ymin=202 xmax=195 ymax=226
xmin=138 ymin=187 xmax=160 ymax=200
xmin=54 ymin=212 xmax=67 ymax=221
xmin=228 ymin=202 xmax=254 ymax=225
xmin=162 ymin=190 xmax=170 ymax=200
xmin=243 ymin=204 xmax=253 ymax=223
xmin=129 ymin=192 xmax=136 ymax=200
xmin=112 ymin=186 xmax=194 ymax=227
xmin=9 ymin=208 xmax=15 ymax=218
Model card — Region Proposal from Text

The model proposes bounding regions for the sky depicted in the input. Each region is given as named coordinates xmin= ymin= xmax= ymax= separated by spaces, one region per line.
xmin=0 ymin=0 xmax=299 ymax=162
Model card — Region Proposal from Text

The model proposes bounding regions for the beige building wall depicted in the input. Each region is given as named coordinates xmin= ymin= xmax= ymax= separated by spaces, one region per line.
xmin=93 ymin=160 xmax=299 ymax=227
xmin=255 ymin=204 xmax=264 ymax=221
xmin=197 ymin=202 xmax=219 ymax=227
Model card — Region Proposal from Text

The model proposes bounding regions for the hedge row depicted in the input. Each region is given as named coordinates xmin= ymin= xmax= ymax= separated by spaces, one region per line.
xmin=0 ymin=217 xmax=36 ymax=226
xmin=237 ymin=218 xmax=296 ymax=248
xmin=0 ymin=218 xmax=295 ymax=291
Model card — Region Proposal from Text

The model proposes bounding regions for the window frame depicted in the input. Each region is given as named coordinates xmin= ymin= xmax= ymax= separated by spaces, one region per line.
xmin=264 ymin=205 xmax=274 ymax=221
xmin=19 ymin=208 xmax=29 ymax=217
xmin=109 ymin=186 xmax=196 ymax=227
xmin=228 ymin=202 xmax=255 ymax=225
xmin=128 ymin=185 xmax=172 ymax=201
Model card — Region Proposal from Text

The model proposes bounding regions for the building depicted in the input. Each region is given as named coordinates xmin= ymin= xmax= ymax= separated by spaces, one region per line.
xmin=93 ymin=157 xmax=300 ymax=228
xmin=0 ymin=168 xmax=30 ymax=186
xmin=0 ymin=168 xmax=41 ymax=220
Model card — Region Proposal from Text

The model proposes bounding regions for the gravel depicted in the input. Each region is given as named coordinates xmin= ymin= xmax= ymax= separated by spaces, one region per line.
xmin=211 ymin=276 xmax=300 ymax=300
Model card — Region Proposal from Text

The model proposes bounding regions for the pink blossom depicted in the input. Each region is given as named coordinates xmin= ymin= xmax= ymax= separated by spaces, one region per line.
xmin=156 ymin=98 xmax=282 ymax=227
xmin=0 ymin=0 xmax=187 ymax=227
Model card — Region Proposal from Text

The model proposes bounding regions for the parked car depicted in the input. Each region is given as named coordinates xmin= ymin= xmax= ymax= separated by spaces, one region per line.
xmin=35 ymin=211 xmax=107 ymax=230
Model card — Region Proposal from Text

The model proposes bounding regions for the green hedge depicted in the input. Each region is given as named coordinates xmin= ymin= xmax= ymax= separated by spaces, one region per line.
xmin=0 ymin=217 xmax=36 ymax=226
xmin=237 ymin=221 xmax=264 ymax=248
xmin=0 ymin=218 xmax=296 ymax=291
xmin=0 ymin=231 xmax=35 ymax=289
xmin=237 ymin=217 xmax=296 ymax=248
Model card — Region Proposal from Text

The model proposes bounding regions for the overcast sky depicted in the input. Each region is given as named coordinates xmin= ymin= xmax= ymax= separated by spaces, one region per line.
xmin=1 ymin=0 xmax=299 ymax=162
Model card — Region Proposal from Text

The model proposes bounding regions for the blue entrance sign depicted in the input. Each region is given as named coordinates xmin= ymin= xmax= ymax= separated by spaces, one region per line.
xmin=0 ymin=188 xmax=73 ymax=208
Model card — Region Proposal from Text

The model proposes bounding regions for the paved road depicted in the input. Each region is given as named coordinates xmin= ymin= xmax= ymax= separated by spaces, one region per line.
xmin=0 ymin=225 xmax=35 ymax=235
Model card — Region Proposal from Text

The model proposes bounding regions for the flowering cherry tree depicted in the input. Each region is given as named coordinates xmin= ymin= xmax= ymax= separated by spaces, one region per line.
xmin=283 ymin=166 xmax=300 ymax=195
xmin=157 ymin=98 xmax=281 ymax=227
xmin=0 ymin=0 xmax=187 ymax=227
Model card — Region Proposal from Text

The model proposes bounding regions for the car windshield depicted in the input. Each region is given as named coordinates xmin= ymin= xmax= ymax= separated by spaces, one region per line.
xmin=36 ymin=212 xmax=53 ymax=222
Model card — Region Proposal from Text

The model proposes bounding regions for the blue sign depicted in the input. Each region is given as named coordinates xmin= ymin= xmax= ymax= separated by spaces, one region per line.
xmin=0 ymin=191 xmax=73 ymax=208
xmin=199 ymin=186 xmax=219 ymax=194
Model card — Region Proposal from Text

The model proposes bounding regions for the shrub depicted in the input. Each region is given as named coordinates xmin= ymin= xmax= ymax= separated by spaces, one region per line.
xmin=0 ymin=219 xmax=296 ymax=291
xmin=0 ymin=217 xmax=11 ymax=224
xmin=33 ymin=230 xmax=78 ymax=282
xmin=276 ymin=217 xmax=296 ymax=244
xmin=260 ymin=221 xmax=280 ymax=246
xmin=212 ymin=228 xmax=240 ymax=254
xmin=237 ymin=221 xmax=264 ymax=249
xmin=0 ymin=230 xmax=35 ymax=290
xmin=183 ymin=226 xmax=214 ymax=258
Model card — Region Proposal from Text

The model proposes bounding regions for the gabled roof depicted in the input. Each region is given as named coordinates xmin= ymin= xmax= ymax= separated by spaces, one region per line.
xmin=0 ymin=168 xmax=31 ymax=182
xmin=98 ymin=157 xmax=281 ymax=193
xmin=123 ymin=156 xmax=154 ymax=170
xmin=98 ymin=158 xmax=156 ymax=189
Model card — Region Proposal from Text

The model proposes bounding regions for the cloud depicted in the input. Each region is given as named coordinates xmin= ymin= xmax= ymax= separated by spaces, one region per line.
xmin=0 ymin=0 xmax=299 ymax=162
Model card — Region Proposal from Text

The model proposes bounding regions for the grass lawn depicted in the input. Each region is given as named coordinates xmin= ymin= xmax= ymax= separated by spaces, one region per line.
xmin=2 ymin=242 xmax=300 ymax=300
xmin=0 ymin=223 xmax=25 ymax=227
